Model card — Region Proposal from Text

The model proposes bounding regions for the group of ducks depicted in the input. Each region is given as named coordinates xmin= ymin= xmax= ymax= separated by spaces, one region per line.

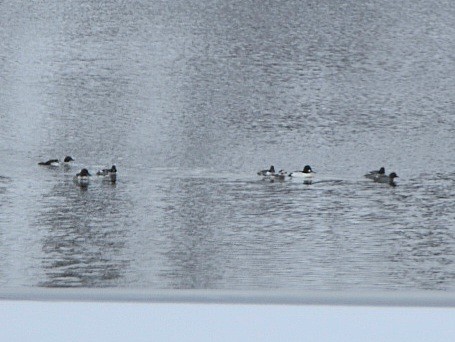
xmin=363 ymin=167 xmax=399 ymax=186
xmin=39 ymin=156 xmax=398 ymax=187
xmin=38 ymin=156 xmax=117 ymax=186
xmin=257 ymin=165 xmax=315 ymax=184
xmin=258 ymin=165 xmax=399 ymax=186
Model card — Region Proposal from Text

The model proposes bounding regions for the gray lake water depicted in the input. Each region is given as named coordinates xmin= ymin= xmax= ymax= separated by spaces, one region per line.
xmin=0 ymin=0 xmax=454 ymax=290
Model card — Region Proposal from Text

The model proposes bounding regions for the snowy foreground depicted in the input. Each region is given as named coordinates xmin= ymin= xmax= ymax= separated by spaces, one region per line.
xmin=1 ymin=289 xmax=455 ymax=341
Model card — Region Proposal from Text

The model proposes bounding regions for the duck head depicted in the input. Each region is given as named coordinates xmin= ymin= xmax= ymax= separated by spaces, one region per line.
xmin=303 ymin=165 xmax=313 ymax=173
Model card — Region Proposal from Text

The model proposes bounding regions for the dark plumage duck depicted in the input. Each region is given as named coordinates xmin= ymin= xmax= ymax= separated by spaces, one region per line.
xmin=257 ymin=165 xmax=275 ymax=177
xmin=74 ymin=168 xmax=91 ymax=186
xmin=38 ymin=156 xmax=74 ymax=166
xmin=364 ymin=167 xmax=385 ymax=179
xmin=96 ymin=165 xmax=117 ymax=183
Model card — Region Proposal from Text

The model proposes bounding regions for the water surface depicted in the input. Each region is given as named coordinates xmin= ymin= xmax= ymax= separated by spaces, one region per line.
xmin=0 ymin=0 xmax=454 ymax=290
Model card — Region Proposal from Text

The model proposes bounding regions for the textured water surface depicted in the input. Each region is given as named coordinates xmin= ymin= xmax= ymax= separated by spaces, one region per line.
xmin=0 ymin=0 xmax=454 ymax=290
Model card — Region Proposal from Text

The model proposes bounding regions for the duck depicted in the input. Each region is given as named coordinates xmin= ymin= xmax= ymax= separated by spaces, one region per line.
xmin=273 ymin=169 xmax=287 ymax=180
xmin=364 ymin=167 xmax=385 ymax=179
xmin=373 ymin=172 xmax=399 ymax=186
xmin=96 ymin=165 xmax=117 ymax=183
xmin=38 ymin=156 xmax=74 ymax=166
xmin=63 ymin=156 xmax=75 ymax=163
xmin=267 ymin=170 xmax=287 ymax=183
xmin=257 ymin=165 xmax=275 ymax=177
xmin=96 ymin=165 xmax=116 ymax=176
xmin=288 ymin=165 xmax=315 ymax=179
xmin=38 ymin=159 xmax=59 ymax=166
xmin=73 ymin=168 xmax=91 ymax=186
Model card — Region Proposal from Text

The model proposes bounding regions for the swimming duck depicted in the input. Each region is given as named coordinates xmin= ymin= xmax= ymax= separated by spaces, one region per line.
xmin=257 ymin=165 xmax=275 ymax=176
xmin=288 ymin=165 xmax=315 ymax=179
xmin=96 ymin=165 xmax=117 ymax=183
xmin=364 ymin=167 xmax=385 ymax=179
xmin=38 ymin=159 xmax=60 ymax=166
xmin=74 ymin=168 xmax=91 ymax=186
xmin=273 ymin=169 xmax=287 ymax=180
xmin=63 ymin=156 xmax=75 ymax=163
xmin=373 ymin=172 xmax=399 ymax=186
xmin=38 ymin=156 xmax=74 ymax=166
xmin=96 ymin=165 xmax=116 ymax=176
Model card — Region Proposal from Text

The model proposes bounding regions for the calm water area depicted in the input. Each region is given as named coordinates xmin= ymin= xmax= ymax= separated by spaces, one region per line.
xmin=0 ymin=0 xmax=454 ymax=291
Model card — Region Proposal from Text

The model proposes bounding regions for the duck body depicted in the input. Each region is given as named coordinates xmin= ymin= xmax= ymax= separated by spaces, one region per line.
xmin=265 ymin=170 xmax=287 ymax=182
xmin=289 ymin=165 xmax=315 ymax=184
xmin=373 ymin=172 xmax=399 ymax=186
xmin=364 ymin=167 xmax=385 ymax=179
xmin=288 ymin=165 xmax=314 ymax=179
xmin=38 ymin=159 xmax=60 ymax=166
xmin=257 ymin=165 xmax=275 ymax=177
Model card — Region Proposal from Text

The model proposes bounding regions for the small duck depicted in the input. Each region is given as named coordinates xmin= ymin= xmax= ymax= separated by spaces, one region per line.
xmin=38 ymin=159 xmax=59 ymax=166
xmin=38 ymin=156 xmax=74 ymax=166
xmin=373 ymin=172 xmax=399 ymax=186
xmin=96 ymin=165 xmax=117 ymax=183
xmin=273 ymin=169 xmax=287 ymax=180
xmin=364 ymin=167 xmax=385 ymax=179
xmin=74 ymin=168 xmax=91 ymax=186
xmin=288 ymin=165 xmax=315 ymax=179
xmin=257 ymin=165 xmax=275 ymax=177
